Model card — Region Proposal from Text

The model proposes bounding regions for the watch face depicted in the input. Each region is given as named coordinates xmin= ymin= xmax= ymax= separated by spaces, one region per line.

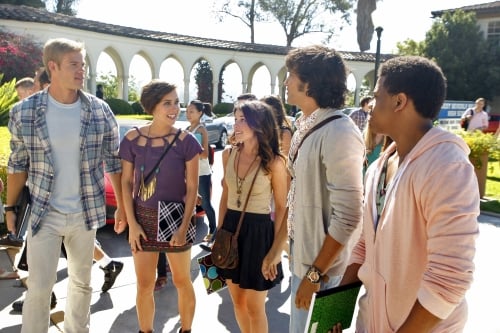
xmin=307 ymin=268 xmax=320 ymax=283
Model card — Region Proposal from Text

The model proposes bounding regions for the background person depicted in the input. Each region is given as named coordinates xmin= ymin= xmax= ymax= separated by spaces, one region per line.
xmin=33 ymin=67 xmax=51 ymax=91
xmin=14 ymin=77 xmax=35 ymax=100
xmin=120 ymin=80 xmax=201 ymax=333
xmin=461 ymin=97 xmax=488 ymax=132
xmin=349 ymin=95 xmax=372 ymax=132
xmin=96 ymin=84 xmax=104 ymax=99
xmin=5 ymin=38 xmax=123 ymax=333
xmin=186 ymin=100 xmax=217 ymax=243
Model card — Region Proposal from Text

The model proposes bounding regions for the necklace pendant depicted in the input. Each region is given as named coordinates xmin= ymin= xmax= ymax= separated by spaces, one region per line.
xmin=236 ymin=198 xmax=241 ymax=208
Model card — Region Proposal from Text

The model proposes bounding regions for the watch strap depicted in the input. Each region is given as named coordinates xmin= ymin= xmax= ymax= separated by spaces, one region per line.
xmin=4 ymin=205 xmax=18 ymax=212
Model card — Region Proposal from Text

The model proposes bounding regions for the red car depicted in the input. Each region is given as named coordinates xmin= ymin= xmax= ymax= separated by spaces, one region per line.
xmin=104 ymin=118 xmax=215 ymax=224
xmin=485 ymin=114 xmax=500 ymax=134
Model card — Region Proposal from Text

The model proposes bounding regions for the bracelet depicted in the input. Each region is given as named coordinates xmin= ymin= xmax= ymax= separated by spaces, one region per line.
xmin=3 ymin=205 xmax=18 ymax=212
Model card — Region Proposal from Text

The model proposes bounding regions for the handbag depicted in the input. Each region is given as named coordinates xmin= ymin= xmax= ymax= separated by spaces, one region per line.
xmin=139 ymin=201 xmax=196 ymax=252
xmin=460 ymin=108 xmax=474 ymax=130
xmin=157 ymin=200 xmax=196 ymax=243
xmin=211 ymin=163 xmax=260 ymax=269
xmin=197 ymin=253 xmax=227 ymax=294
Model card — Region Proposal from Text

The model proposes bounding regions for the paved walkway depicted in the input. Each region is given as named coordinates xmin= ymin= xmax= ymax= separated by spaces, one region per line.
xmin=1 ymin=213 xmax=499 ymax=332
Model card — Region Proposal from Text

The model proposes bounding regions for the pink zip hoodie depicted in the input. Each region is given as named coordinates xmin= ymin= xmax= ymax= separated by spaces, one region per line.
xmin=350 ymin=127 xmax=479 ymax=332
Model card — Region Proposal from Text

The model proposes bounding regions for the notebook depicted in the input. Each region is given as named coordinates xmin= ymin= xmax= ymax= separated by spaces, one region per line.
xmin=305 ymin=281 xmax=363 ymax=333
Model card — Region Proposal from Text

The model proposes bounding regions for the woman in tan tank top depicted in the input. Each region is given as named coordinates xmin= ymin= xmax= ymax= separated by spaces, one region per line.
xmin=216 ymin=100 xmax=289 ymax=333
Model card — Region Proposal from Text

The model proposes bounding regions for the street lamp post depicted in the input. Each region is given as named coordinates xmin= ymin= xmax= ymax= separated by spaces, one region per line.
xmin=374 ymin=26 xmax=383 ymax=89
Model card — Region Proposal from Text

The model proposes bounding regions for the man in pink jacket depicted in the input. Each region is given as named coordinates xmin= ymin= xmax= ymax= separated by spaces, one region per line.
xmin=337 ymin=56 xmax=479 ymax=332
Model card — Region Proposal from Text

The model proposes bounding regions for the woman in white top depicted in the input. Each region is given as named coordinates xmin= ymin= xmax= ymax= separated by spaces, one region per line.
xmin=186 ymin=100 xmax=217 ymax=242
xmin=462 ymin=97 xmax=489 ymax=132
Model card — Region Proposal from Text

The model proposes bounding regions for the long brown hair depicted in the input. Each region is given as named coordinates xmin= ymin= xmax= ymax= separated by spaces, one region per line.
xmin=236 ymin=100 xmax=283 ymax=173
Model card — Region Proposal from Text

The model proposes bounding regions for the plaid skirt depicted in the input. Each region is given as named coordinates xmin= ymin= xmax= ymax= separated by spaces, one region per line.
xmin=135 ymin=203 xmax=193 ymax=253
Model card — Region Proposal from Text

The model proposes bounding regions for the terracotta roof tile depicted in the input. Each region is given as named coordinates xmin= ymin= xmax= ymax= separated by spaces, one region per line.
xmin=0 ymin=4 xmax=392 ymax=62
xmin=431 ymin=1 xmax=500 ymax=17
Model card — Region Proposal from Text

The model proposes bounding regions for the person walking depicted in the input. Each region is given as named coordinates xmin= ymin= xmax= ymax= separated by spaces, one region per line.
xmin=334 ymin=56 xmax=479 ymax=333
xmin=349 ymin=95 xmax=372 ymax=132
xmin=5 ymin=38 xmax=123 ymax=333
xmin=14 ymin=77 xmax=35 ymax=100
xmin=461 ymin=97 xmax=488 ymax=132
xmin=186 ymin=100 xmax=217 ymax=243
xmin=217 ymin=100 xmax=288 ymax=333
xmin=119 ymin=80 xmax=201 ymax=333
xmin=261 ymin=45 xmax=365 ymax=333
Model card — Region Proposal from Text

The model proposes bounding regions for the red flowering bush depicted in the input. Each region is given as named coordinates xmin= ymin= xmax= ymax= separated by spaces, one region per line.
xmin=0 ymin=30 xmax=43 ymax=84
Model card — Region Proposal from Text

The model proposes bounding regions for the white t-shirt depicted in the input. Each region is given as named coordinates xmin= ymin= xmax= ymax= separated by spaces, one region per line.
xmin=466 ymin=109 xmax=489 ymax=131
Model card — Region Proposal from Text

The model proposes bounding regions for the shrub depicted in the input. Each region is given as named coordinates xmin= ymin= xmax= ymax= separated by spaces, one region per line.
xmin=0 ymin=30 xmax=43 ymax=84
xmin=0 ymin=75 xmax=18 ymax=126
xmin=105 ymin=98 xmax=134 ymax=115
xmin=213 ymin=102 xmax=233 ymax=116
xmin=131 ymin=101 xmax=144 ymax=114
xmin=456 ymin=129 xmax=499 ymax=168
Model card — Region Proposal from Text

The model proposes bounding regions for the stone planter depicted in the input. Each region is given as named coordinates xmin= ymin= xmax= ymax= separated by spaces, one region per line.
xmin=472 ymin=153 xmax=489 ymax=198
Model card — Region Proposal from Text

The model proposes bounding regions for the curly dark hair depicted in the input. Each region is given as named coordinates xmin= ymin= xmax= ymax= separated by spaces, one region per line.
xmin=140 ymin=80 xmax=177 ymax=115
xmin=285 ymin=45 xmax=347 ymax=109
xmin=379 ymin=56 xmax=447 ymax=119
xmin=236 ymin=100 xmax=283 ymax=173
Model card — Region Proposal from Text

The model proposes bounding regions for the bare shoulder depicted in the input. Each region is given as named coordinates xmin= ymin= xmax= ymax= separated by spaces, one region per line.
xmin=270 ymin=155 xmax=287 ymax=172
xmin=124 ymin=125 xmax=146 ymax=140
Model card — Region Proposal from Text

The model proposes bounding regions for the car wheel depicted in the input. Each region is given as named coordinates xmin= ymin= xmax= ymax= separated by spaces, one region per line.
xmin=217 ymin=130 xmax=228 ymax=148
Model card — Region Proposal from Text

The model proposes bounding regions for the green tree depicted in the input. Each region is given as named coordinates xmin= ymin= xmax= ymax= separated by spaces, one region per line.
xmin=0 ymin=30 xmax=43 ymax=84
xmin=0 ymin=0 xmax=45 ymax=8
xmin=195 ymin=60 xmax=213 ymax=104
xmin=424 ymin=10 xmax=500 ymax=100
xmin=215 ymin=0 xmax=354 ymax=46
xmin=259 ymin=0 xmax=355 ymax=46
xmin=51 ymin=0 xmax=79 ymax=15
xmin=97 ymin=73 xmax=118 ymax=99
xmin=97 ymin=73 xmax=140 ymax=102
xmin=0 ymin=0 xmax=79 ymax=15
xmin=216 ymin=0 xmax=265 ymax=43
xmin=396 ymin=39 xmax=425 ymax=56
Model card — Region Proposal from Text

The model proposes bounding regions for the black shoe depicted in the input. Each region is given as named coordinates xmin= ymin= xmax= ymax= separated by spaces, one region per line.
xmin=0 ymin=233 xmax=23 ymax=248
xmin=12 ymin=291 xmax=57 ymax=312
xmin=100 ymin=261 xmax=123 ymax=293
xmin=199 ymin=243 xmax=212 ymax=252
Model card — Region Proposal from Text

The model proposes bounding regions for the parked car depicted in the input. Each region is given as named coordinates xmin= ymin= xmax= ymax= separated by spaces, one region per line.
xmin=177 ymin=108 xmax=230 ymax=148
xmin=485 ymin=114 xmax=500 ymax=134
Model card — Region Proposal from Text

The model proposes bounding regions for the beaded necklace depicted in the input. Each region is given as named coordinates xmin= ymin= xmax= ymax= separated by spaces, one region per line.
xmin=235 ymin=150 xmax=259 ymax=208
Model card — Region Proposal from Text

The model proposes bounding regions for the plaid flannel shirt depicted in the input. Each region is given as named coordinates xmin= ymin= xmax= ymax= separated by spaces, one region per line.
xmin=349 ymin=108 xmax=368 ymax=132
xmin=7 ymin=89 xmax=121 ymax=235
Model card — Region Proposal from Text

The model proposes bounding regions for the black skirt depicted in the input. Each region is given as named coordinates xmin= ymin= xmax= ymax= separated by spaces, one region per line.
xmin=219 ymin=209 xmax=284 ymax=291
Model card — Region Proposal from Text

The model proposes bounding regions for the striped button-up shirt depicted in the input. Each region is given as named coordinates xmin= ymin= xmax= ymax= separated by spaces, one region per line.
xmin=7 ymin=89 xmax=121 ymax=235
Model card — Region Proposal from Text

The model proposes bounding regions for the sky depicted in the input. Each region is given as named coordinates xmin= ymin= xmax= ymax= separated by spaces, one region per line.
xmin=76 ymin=0 xmax=491 ymax=54
xmin=75 ymin=0 xmax=491 ymax=100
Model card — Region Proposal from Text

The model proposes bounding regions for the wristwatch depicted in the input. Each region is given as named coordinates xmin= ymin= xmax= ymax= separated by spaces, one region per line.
xmin=305 ymin=265 xmax=322 ymax=284
xmin=3 ymin=205 xmax=18 ymax=212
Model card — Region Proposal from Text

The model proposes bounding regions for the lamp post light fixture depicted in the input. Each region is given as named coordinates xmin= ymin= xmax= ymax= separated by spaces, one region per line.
xmin=373 ymin=26 xmax=383 ymax=89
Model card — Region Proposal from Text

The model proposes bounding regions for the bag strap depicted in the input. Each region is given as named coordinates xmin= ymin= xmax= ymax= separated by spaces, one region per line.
xmin=143 ymin=129 xmax=182 ymax=183
xmin=233 ymin=164 xmax=260 ymax=238
xmin=291 ymin=115 xmax=342 ymax=163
